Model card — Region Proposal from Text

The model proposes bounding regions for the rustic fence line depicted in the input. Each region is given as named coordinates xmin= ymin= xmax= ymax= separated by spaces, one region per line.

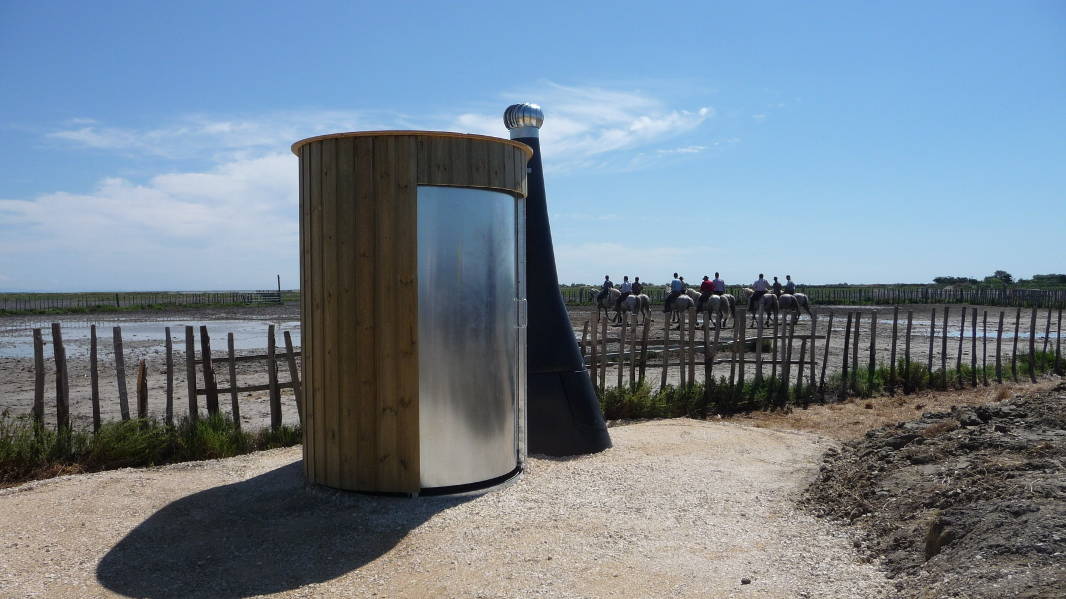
xmin=28 ymin=322 xmax=301 ymax=433
xmin=584 ymin=305 xmax=1064 ymax=405
xmin=2 ymin=290 xmax=282 ymax=312
xmin=561 ymin=286 xmax=1066 ymax=309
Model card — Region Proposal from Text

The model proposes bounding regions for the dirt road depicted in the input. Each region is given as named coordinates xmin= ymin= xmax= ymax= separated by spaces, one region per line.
xmin=0 ymin=420 xmax=889 ymax=598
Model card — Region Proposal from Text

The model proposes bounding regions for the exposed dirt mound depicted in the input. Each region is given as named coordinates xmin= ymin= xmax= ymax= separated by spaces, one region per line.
xmin=806 ymin=383 xmax=1066 ymax=598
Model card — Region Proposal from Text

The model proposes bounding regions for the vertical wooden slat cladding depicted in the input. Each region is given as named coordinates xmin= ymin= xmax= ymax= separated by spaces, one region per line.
xmin=352 ymin=137 xmax=377 ymax=489
xmin=299 ymin=145 xmax=312 ymax=477
xmin=295 ymin=131 xmax=530 ymax=494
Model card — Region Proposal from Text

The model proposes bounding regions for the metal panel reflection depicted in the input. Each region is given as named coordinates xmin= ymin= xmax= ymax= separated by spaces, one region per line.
xmin=418 ymin=186 xmax=518 ymax=488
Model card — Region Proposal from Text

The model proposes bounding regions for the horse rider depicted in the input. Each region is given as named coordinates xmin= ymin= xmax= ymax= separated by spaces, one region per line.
xmin=597 ymin=275 xmax=613 ymax=305
xmin=697 ymin=275 xmax=714 ymax=311
xmin=712 ymin=272 xmax=726 ymax=295
xmin=631 ymin=277 xmax=644 ymax=295
xmin=784 ymin=274 xmax=796 ymax=295
xmin=616 ymin=275 xmax=632 ymax=312
xmin=772 ymin=276 xmax=782 ymax=296
xmin=749 ymin=273 xmax=770 ymax=311
xmin=664 ymin=272 xmax=683 ymax=312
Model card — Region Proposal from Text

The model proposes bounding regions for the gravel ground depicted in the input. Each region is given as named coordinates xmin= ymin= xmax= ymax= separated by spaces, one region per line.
xmin=0 ymin=420 xmax=890 ymax=598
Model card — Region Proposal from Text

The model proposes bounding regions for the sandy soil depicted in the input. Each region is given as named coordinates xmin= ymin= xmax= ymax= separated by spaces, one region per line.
xmin=806 ymin=383 xmax=1066 ymax=598
xmin=0 ymin=420 xmax=891 ymax=599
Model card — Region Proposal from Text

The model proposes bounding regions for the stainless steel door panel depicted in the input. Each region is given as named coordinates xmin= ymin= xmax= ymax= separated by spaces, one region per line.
xmin=418 ymin=186 xmax=518 ymax=488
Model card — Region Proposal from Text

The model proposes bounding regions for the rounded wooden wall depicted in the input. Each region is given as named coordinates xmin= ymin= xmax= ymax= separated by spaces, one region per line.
xmin=291 ymin=131 xmax=531 ymax=493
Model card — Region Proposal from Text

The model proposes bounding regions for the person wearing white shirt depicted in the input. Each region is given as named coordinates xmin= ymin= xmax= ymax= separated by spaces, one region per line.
xmin=712 ymin=272 xmax=725 ymax=294
xmin=616 ymin=276 xmax=633 ymax=312
xmin=784 ymin=275 xmax=796 ymax=295
xmin=750 ymin=274 xmax=769 ymax=311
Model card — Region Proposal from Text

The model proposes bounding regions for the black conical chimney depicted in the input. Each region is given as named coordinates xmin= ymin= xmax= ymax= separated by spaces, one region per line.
xmin=505 ymin=103 xmax=611 ymax=456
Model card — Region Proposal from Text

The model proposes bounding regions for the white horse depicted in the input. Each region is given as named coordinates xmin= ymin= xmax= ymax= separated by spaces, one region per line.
xmin=741 ymin=288 xmax=779 ymax=327
xmin=777 ymin=293 xmax=813 ymax=320
xmin=683 ymin=288 xmax=727 ymax=327
xmin=588 ymin=287 xmax=652 ymax=324
xmin=662 ymin=286 xmax=695 ymax=328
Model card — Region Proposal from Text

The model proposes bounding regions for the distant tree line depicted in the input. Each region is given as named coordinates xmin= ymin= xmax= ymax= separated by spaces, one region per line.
xmin=933 ymin=271 xmax=1066 ymax=289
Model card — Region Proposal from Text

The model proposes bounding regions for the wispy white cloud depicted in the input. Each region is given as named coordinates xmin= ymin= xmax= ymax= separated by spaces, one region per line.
xmin=451 ymin=82 xmax=713 ymax=169
xmin=0 ymin=153 xmax=298 ymax=290
xmin=10 ymin=82 xmax=720 ymax=289
xmin=656 ymin=145 xmax=707 ymax=155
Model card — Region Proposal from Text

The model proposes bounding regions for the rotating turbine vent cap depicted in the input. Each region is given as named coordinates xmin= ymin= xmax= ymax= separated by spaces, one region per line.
xmin=504 ymin=103 xmax=543 ymax=139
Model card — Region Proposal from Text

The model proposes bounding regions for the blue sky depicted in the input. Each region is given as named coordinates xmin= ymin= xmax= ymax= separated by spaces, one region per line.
xmin=1 ymin=1 xmax=1063 ymax=291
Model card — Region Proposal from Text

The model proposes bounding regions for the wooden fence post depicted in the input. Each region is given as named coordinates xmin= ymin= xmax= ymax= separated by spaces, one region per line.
xmin=797 ymin=338 xmax=808 ymax=403
xmin=1042 ymin=308 xmax=1052 ymax=354
xmin=268 ymin=324 xmax=281 ymax=430
xmin=1011 ymin=307 xmax=1021 ymax=382
xmin=1055 ymin=308 xmax=1062 ymax=376
xmin=679 ymin=311 xmax=688 ymax=388
xmin=868 ymin=310 xmax=877 ymax=393
xmin=808 ymin=312 xmax=817 ymax=389
xmin=87 ymin=325 xmax=100 ymax=432
xmin=617 ymin=313 xmax=627 ymax=389
xmin=135 ymin=359 xmax=148 ymax=419
xmin=755 ymin=313 xmax=764 ymax=384
xmin=113 ymin=326 xmax=130 ymax=420
xmin=769 ymin=316 xmax=779 ymax=392
xmin=941 ymin=307 xmax=949 ymax=389
xmin=629 ymin=317 xmax=638 ymax=388
xmin=284 ymin=330 xmax=302 ymax=426
xmin=185 ymin=325 xmax=198 ymax=422
xmin=927 ymin=308 xmax=936 ymax=386
xmin=889 ymin=307 xmax=898 ymax=395
xmin=970 ymin=308 xmax=977 ymax=387
xmin=981 ymin=312 xmax=988 ymax=386
xmin=600 ymin=314 xmax=608 ymax=389
xmin=736 ymin=309 xmax=747 ymax=398
xmin=995 ymin=311 xmax=1004 ymax=383
xmin=782 ymin=317 xmax=796 ymax=402
xmin=703 ymin=315 xmax=711 ymax=389
xmin=590 ymin=311 xmax=600 ymax=387
xmin=903 ymin=311 xmax=913 ymax=393
xmin=164 ymin=327 xmax=173 ymax=426
xmin=580 ymin=320 xmax=589 ymax=358
xmin=956 ymin=309 xmax=966 ymax=388
xmin=818 ymin=310 xmax=834 ymax=400
xmin=708 ymin=313 xmax=723 ymax=387
xmin=639 ymin=317 xmax=650 ymax=384
xmin=687 ymin=308 xmax=697 ymax=386
xmin=200 ymin=325 xmax=219 ymax=415
xmin=227 ymin=332 xmax=241 ymax=430
xmin=32 ymin=328 xmax=45 ymax=426
xmin=850 ymin=312 xmax=860 ymax=394
xmin=51 ymin=323 xmax=70 ymax=432
xmin=840 ymin=313 xmax=852 ymax=401
xmin=1028 ymin=308 xmax=1038 ymax=383
xmin=661 ymin=312 xmax=670 ymax=390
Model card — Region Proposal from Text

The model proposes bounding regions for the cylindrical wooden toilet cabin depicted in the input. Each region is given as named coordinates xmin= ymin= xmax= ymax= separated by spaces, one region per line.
xmin=291 ymin=131 xmax=531 ymax=494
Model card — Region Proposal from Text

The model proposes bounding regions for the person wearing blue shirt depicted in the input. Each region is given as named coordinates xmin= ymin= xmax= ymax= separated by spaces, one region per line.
xmin=664 ymin=272 xmax=683 ymax=312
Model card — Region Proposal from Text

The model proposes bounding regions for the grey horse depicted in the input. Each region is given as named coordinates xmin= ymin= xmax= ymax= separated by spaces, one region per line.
xmin=588 ymin=287 xmax=652 ymax=324
xmin=741 ymin=287 xmax=779 ymax=327
xmin=777 ymin=293 xmax=813 ymax=321
xmin=683 ymin=288 xmax=727 ymax=327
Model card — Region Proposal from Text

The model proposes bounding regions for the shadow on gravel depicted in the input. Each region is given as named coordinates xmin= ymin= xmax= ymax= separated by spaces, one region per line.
xmin=96 ymin=460 xmax=471 ymax=598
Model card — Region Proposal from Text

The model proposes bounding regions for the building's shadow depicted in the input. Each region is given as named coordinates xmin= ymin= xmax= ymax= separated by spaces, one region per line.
xmin=96 ymin=461 xmax=470 ymax=598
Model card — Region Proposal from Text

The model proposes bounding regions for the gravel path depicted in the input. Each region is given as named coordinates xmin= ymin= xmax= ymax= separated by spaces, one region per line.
xmin=0 ymin=420 xmax=888 ymax=598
